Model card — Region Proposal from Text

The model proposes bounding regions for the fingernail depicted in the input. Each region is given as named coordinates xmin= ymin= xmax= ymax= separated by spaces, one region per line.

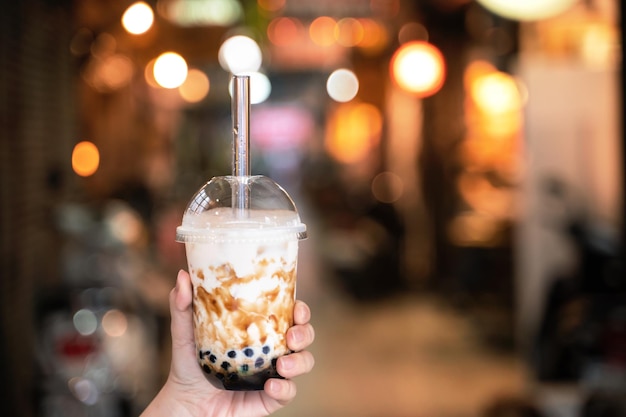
xmin=292 ymin=328 xmax=303 ymax=344
xmin=176 ymin=270 xmax=184 ymax=291
xmin=268 ymin=379 xmax=280 ymax=394
xmin=281 ymin=356 xmax=295 ymax=371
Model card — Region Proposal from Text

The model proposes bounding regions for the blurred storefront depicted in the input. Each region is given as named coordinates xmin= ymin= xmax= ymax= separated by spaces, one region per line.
xmin=1 ymin=0 xmax=624 ymax=416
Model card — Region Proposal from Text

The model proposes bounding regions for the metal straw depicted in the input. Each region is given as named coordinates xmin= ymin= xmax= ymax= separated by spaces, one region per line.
xmin=232 ymin=75 xmax=251 ymax=214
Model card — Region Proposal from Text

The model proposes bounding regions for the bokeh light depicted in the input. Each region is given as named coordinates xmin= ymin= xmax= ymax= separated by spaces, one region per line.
xmin=90 ymin=32 xmax=116 ymax=59
xmin=390 ymin=41 xmax=446 ymax=97
xmin=158 ymin=0 xmax=242 ymax=26
xmin=267 ymin=17 xmax=303 ymax=47
xmin=470 ymin=71 xmax=522 ymax=115
xmin=372 ymin=171 xmax=405 ymax=203
xmin=68 ymin=377 xmax=99 ymax=406
xmin=218 ymin=35 xmax=263 ymax=74
xmin=105 ymin=202 xmax=144 ymax=245
xmin=309 ymin=16 xmax=337 ymax=47
xmin=356 ymin=18 xmax=389 ymax=53
xmin=122 ymin=1 xmax=154 ymax=35
xmin=102 ymin=309 xmax=128 ymax=337
xmin=335 ymin=18 xmax=364 ymax=47
xmin=153 ymin=52 xmax=188 ymax=88
xmin=325 ymin=102 xmax=382 ymax=163
xmin=476 ymin=0 xmax=578 ymax=21
xmin=82 ymin=54 xmax=134 ymax=92
xmin=179 ymin=68 xmax=210 ymax=103
xmin=72 ymin=141 xmax=100 ymax=177
xmin=73 ymin=309 xmax=98 ymax=336
xmin=326 ymin=69 xmax=359 ymax=102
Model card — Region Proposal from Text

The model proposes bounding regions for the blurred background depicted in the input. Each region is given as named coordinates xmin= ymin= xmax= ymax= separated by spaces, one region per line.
xmin=1 ymin=0 xmax=625 ymax=416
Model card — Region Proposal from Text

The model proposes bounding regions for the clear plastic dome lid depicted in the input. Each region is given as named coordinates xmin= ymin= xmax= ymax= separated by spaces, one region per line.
xmin=176 ymin=175 xmax=307 ymax=243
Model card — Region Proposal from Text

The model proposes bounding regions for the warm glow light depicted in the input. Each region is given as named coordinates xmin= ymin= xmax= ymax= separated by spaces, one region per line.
xmin=122 ymin=2 xmax=154 ymax=35
xmin=153 ymin=52 xmax=188 ymax=88
xmin=476 ymin=0 xmax=578 ymax=21
xmin=335 ymin=18 xmax=364 ymax=47
xmin=267 ymin=17 xmax=303 ymax=46
xmin=470 ymin=71 xmax=522 ymax=115
xmin=326 ymin=69 xmax=359 ymax=102
xmin=102 ymin=309 xmax=128 ymax=337
xmin=309 ymin=16 xmax=337 ymax=47
xmin=390 ymin=41 xmax=445 ymax=97
xmin=218 ymin=35 xmax=262 ymax=74
xmin=72 ymin=141 xmax=100 ymax=177
xmin=179 ymin=68 xmax=210 ymax=103
xmin=105 ymin=202 xmax=144 ymax=245
xmin=581 ymin=23 xmax=618 ymax=68
xmin=356 ymin=19 xmax=389 ymax=53
xmin=325 ymin=102 xmax=382 ymax=163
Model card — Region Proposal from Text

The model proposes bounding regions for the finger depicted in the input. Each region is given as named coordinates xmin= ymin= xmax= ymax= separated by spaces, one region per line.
xmin=276 ymin=350 xmax=315 ymax=379
xmin=264 ymin=378 xmax=297 ymax=406
xmin=170 ymin=270 xmax=196 ymax=366
xmin=286 ymin=323 xmax=315 ymax=352
xmin=293 ymin=300 xmax=311 ymax=325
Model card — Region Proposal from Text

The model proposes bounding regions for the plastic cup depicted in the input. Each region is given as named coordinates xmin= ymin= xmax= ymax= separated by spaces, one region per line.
xmin=176 ymin=175 xmax=307 ymax=390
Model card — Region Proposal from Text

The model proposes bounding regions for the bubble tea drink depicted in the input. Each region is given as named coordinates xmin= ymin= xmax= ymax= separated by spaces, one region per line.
xmin=176 ymin=76 xmax=306 ymax=390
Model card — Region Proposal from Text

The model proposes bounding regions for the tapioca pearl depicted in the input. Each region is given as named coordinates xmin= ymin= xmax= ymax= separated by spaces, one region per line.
xmin=262 ymin=345 xmax=270 ymax=354
xmin=221 ymin=361 xmax=231 ymax=370
xmin=227 ymin=350 xmax=237 ymax=358
xmin=255 ymin=357 xmax=264 ymax=368
xmin=209 ymin=354 xmax=217 ymax=363
xmin=244 ymin=348 xmax=254 ymax=357
xmin=199 ymin=350 xmax=211 ymax=360
xmin=216 ymin=373 xmax=225 ymax=380
xmin=241 ymin=364 xmax=249 ymax=372
xmin=271 ymin=358 xmax=278 ymax=369
xmin=202 ymin=364 xmax=211 ymax=374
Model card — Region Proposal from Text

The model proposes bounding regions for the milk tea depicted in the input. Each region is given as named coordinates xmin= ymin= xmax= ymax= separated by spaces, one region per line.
xmin=184 ymin=209 xmax=300 ymax=390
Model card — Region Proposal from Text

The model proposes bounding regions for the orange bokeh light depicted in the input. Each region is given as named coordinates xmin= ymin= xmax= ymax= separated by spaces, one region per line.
xmin=335 ymin=18 xmax=364 ymax=47
xmin=309 ymin=16 xmax=337 ymax=47
xmin=72 ymin=141 xmax=100 ymax=177
xmin=390 ymin=41 xmax=446 ymax=97
xmin=356 ymin=18 xmax=389 ymax=53
xmin=268 ymin=17 xmax=303 ymax=46
xmin=179 ymin=68 xmax=210 ymax=103
xmin=325 ymin=102 xmax=382 ymax=164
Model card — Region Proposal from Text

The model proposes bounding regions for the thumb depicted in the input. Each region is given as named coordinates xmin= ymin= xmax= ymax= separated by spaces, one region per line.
xmin=169 ymin=270 xmax=198 ymax=376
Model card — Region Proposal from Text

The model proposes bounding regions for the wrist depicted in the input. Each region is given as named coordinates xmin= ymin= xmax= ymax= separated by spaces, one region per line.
xmin=140 ymin=381 xmax=192 ymax=417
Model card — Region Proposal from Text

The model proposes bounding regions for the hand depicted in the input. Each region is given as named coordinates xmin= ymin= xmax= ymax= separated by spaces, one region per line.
xmin=141 ymin=270 xmax=315 ymax=417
